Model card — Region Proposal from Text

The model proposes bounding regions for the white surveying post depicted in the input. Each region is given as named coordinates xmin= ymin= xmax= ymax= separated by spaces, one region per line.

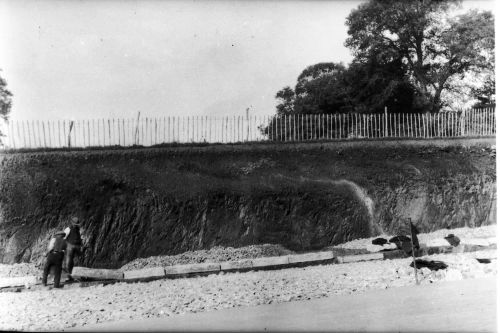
xmin=409 ymin=218 xmax=419 ymax=285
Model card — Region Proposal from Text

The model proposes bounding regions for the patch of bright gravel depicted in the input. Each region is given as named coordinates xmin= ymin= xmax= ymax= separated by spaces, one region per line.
xmin=0 ymin=263 xmax=41 ymax=279
xmin=0 ymin=250 xmax=495 ymax=331
xmin=333 ymin=225 xmax=497 ymax=250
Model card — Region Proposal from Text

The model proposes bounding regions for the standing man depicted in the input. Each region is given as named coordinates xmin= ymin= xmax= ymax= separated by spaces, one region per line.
xmin=42 ymin=231 xmax=67 ymax=288
xmin=64 ymin=216 xmax=83 ymax=278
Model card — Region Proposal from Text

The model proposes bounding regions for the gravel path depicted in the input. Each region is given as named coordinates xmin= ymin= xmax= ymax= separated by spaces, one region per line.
xmin=0 ymin=249 xmax=496 ymax=331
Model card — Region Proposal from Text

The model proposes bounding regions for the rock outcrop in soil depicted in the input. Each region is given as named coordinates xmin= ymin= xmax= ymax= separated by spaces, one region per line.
xmin=0 ymin=141 xmax=495 ymax=268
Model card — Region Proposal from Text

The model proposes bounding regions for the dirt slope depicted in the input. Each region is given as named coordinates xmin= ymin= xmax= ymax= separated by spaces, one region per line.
xmin=0 ymin=140 xmax=495 ymax=268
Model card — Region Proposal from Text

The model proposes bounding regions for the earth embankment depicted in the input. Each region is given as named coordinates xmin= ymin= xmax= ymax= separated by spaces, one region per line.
xmin=0 ymin=139 xmax=495 ymax=268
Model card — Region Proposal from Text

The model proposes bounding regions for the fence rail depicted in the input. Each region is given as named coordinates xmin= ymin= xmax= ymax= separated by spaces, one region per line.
xmin=1 ymin=108 xmax=495 ymax=149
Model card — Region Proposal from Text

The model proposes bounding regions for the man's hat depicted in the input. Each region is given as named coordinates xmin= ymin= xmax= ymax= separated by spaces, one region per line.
xmin=71 ymin=216 xmax=80 ymax=226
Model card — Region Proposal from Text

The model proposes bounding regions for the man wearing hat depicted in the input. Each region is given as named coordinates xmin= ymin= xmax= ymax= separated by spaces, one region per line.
xmin=64 ymin=217 xmax=83 ymax=278
xmin=42 ymin=230 xmax=67 ymax=288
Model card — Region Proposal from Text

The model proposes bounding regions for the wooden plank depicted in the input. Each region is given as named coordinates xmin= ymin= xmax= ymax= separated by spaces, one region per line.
xmin=164 ymin=263 xmax=221 ymax=275
xmin=288 ymin=251 xmax=334 ymax=264
xmin=71 ymin=267 xmax=124 ymax=280
xmin=123 ymin=267 xmax=165 ymax=280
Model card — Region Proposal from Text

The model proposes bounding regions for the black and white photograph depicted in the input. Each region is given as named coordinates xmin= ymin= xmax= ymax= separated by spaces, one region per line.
xmin=0 ymin=0 xmax=496 ymax=331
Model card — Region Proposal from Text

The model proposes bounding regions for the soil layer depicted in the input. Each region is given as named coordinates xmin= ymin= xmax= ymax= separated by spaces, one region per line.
xmin=0 ymin=139 xmax=495 ymax=268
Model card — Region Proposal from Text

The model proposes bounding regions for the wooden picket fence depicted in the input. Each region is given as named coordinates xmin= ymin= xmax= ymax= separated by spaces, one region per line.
xmin=1 ymin=108 xmax=495 ymax=149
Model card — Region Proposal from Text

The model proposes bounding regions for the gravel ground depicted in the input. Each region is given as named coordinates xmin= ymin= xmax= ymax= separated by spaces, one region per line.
xmin=0 ymin=249 xmax=496 ymax=331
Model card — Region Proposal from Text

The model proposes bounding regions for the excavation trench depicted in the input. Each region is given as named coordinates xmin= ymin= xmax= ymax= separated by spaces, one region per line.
xmin=0 ymin=141 xmax=495 ymax=268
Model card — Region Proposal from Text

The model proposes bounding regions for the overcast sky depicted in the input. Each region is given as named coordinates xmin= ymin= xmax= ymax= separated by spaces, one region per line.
xmin=0 ymin=0 xmax=495 ymax=121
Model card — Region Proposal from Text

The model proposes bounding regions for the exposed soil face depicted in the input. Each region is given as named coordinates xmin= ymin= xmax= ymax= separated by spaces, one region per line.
xmin=0 ymin=140 xmax=495 ymax=268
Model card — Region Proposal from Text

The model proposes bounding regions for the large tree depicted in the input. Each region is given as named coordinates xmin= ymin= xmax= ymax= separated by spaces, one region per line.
xmin=275 ymin=59 xmax=419 ymax=115
xmin=275 ymin=62 xmax=350 ymax=115
xmin=344 ymin=57 xmax=420 ymax=114
xmin=345 ymin=0 xmax=494 ymax=112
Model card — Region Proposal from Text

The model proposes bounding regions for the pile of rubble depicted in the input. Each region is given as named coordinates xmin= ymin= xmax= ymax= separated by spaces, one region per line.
xmin=121 ymin=244 xmax=294 ymax=271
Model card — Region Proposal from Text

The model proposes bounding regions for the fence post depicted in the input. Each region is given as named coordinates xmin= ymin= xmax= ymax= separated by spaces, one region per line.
xmin=134 ymin=112 xmax=140 ymax=145
xmin=41 ymin=121 xmax=46 ymax=148
xmin=193 ymin=116 xmax=196 ymax=142
xmin=26 ymin=120 xmax=32 ymax=148
xmin=49 ymin=121 xmax=54 ymax=147
xmin=68 ymin=120 xmax=74 ymax=148
xmin=473 ymin=109 xmax=477 ymax=135
xmin=17 ymin=121 xmax=25 ymax=148
xmin=21 ymin=121 xmax=27 ymax=148
xmin=8 ymin=120 xmax=14 ymax=149
xmin=384 ymin=107 xmax=388 ymax=138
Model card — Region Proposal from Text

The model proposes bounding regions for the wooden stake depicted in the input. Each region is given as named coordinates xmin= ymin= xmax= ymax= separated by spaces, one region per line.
xmin=68 ymin=120 xmax=74 ymax=148
xmin=409 ymin=218 xmax=419 ymax=285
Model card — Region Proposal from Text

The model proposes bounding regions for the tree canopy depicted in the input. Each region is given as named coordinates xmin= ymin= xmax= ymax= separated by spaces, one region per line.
xmin=275 ymin=62 xmax=350 ymax=115
xmin=345 ymin=0 xmax=494 ymax=112
xmin=0 ymin=71 xmax=12 ymax=144
xmin=0 ymin=71 xmax=12 ymax=122
xmin=274 ymin=0 xmax=494 ymax=115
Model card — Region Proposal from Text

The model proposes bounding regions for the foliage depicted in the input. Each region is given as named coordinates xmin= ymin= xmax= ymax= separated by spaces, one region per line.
xmin=0 ymin=72 xmax=12 ymax=119
xmin=275 ymin=62 xmax=349 ymax=116
xmin=0 ymin=71 xmax=12 ymax=143
xmin=344 ymin=58 xmax=420 ymax=114
xmin=271 ymin=0 xmax=495 ymax=125
xmin=345 ymin=0 xmax=494 ymax=113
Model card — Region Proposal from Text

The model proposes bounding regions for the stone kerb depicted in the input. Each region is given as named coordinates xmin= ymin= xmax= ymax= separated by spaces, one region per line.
xmin=3 ymin=241 xmax=495 ymax=290
xmin=251 ymin=255 xmax=290 ymax=268
xmin=288 ymin=251 xmax=334 ymax=264
xmin=123 ymin=267 xmax=166 ymax=280
xmin=220 ymin=259 xmax=254 ymax=271
xmin=72 ymin=267 xmax=124 ymax=280
xmin=338 ymin=253 xmax=384 ymax=263
xmin=164 ymin=263 xmax=221 ymax=276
